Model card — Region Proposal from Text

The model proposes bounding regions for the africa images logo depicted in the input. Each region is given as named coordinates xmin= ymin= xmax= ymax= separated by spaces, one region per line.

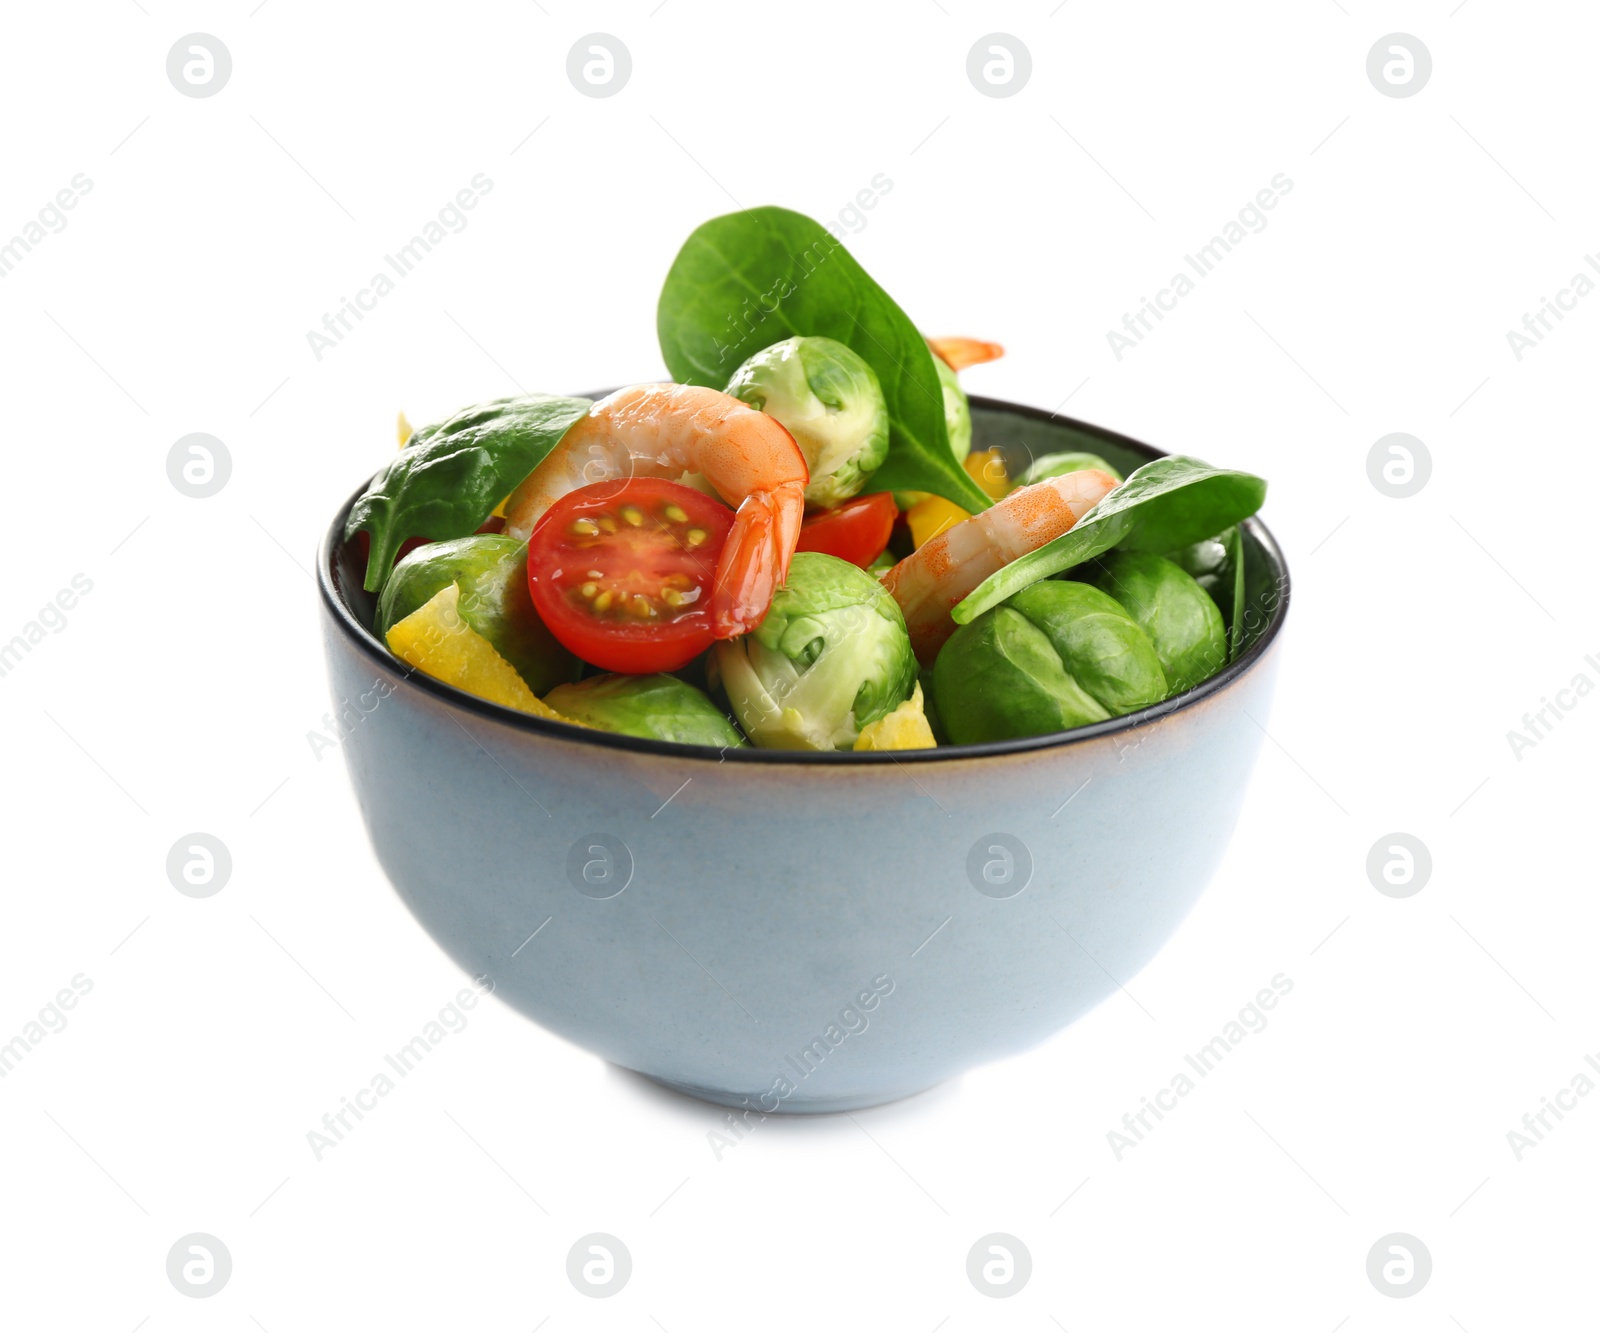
xmin=1105 ymin=174 xmax=1294 ymax=360
xmin=706 ymin=975 xmax=894 ymax=1157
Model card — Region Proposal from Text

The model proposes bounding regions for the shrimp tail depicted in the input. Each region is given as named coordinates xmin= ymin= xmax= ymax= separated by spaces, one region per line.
xmin=710 ymin=478 xmax=806 ymax=637
xmin=928 ymin=337 xmax=1005 ymax=371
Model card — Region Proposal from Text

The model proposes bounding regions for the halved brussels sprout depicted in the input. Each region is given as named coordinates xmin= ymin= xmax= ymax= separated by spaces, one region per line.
xmin=544 ymin=673 xmax=745 ymax=747
xmin=376 ymin=535 xmax=579 ymax=694
xmin=934 ymin=356 xmax=971 ymax=462
xmin=1087 ymin=552 xmax=1225 ymax=695
xmin=1166 ymin=532 xmax=1230 ymax=589
xmin=1015 ymin=451 xmax=1123 ymax=488
xmin=1167 ymin=525 xmax=1245 ymax=662
xmin=714 ymin=552 xmax=916 ymax=749
xmin=933 ymin=580 xmax=1167 ymax=744
xmin=725 ymin=336 xmax=889 ymax=508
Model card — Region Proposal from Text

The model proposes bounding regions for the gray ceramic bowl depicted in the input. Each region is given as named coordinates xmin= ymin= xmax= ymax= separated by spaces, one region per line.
xmin=319 ymin=397 xmax=1289 ymax=1113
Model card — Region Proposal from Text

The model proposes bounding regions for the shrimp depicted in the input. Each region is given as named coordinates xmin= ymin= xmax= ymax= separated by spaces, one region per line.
xmin=883 ymin=469 xmax=1118 ymax=664
xmin=928 ymin=337 xmax=1005 ymax=371
xmin=503 ymin=384 xmax=809 ymax=638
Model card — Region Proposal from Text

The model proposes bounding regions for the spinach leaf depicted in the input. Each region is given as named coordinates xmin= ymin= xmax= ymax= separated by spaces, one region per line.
xmin=1223 ymin=523 xmax=1247 ymax=661
xmin=345 ymin=394 xmax=591 ymax=592
xmin=952 ymin=455 xmax=1266 ymax=625
xmin=657 ymin=206 xmax=991 ymax=512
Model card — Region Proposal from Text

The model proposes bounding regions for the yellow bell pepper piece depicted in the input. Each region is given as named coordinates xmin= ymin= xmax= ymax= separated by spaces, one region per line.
xmin=906 ymin=494 xmax=967 ymax=549
xmin=906 ymin=451 xmax=1010 ymax=549
xmin=385 ymin=585 xmax=581 ymax=724
xmin=965 ymin=448 xmax=1009 ymax=500
xmin=854 ymin=684 xmax=937 ymax=751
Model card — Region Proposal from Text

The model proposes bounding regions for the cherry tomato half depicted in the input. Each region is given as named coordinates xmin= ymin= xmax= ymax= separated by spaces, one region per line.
xmin=794 ymin=491 xmax=897 ymax=568
xmin=526 ymin=478 xmax=735 ymax=673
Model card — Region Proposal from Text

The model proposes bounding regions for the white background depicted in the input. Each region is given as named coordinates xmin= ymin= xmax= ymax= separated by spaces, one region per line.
xmin=2 ymin=1 xmax=1595 ymax=1327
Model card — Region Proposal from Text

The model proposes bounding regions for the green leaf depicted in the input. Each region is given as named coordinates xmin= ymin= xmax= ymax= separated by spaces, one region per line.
xmin=657 ymin=206 xmax=991 ymax=513
xmin=1223 ymin=523 xmax=1247 ymax=662
xmin=344 ymin=393 xmax=591 ymax=592
xmin=952 ymin=455 xmax=1267 ymax=625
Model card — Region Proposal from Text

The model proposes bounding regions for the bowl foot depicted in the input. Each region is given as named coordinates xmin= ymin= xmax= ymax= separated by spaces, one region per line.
xmin=633 ymin=1071 xmax=944 ymax=1115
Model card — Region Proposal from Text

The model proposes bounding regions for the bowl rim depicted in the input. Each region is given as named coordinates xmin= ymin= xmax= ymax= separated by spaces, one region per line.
xmin=319 ymin=394 xmax=1290 ymax=765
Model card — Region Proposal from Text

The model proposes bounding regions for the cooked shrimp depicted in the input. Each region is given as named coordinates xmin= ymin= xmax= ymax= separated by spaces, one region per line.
xmin=503 ymin=384 xmax=809 ymax=637
xmin=883 ymin=469 xmax=1118 ymax=664
xmin=928 ymin=337 xmax=1005 ymax=371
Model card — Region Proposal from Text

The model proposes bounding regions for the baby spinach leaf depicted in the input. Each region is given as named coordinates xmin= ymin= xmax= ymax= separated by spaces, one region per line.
xmin=345 ymin=393 xmax=591 ymax=592
xmin=1222 ymin=524 xmax=1247 ymax=661
xmin=952 ymin=455 xmax=1266 ymax=625
xmin=657 ymin=206 xmax=991 ymax=513
xmin=1110 ymin=457 xmax=1267 ymax=554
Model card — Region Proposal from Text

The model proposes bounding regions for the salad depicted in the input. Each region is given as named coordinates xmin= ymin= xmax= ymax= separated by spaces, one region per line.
xmin=344 ymin=208 xmax=1268 ymax=752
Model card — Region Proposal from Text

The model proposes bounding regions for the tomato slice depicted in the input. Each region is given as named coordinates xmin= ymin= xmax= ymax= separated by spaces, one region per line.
xmin=526 ymin=478 xmax=735 ymax=673
xmin=794 ymin=492 xmax=897 ymax=568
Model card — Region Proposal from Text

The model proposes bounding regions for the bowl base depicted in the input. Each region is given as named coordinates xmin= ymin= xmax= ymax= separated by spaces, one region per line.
xmin=637 ymin=1071 xmax=943 ymax=1115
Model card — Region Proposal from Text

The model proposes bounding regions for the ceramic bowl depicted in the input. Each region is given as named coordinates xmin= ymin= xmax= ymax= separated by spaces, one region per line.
xmin=318 ymin=397 xmax=1289 ymax=1112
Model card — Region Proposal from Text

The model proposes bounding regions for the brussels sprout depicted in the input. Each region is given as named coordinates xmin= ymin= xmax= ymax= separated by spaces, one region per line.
xmin=714 ymin=552 xmax=916 ymax=750
xmin=1166 ymin=526 xmax=1244 ymax=660
xmin=934 ymin=356 xmax=971 ymax=461
xmin=1015 ymin=451 xmax=1123 ymax=488
xmin=726 ymin=336 xmax=889 ymax=507
xmin=544 ymin=673 xmax=745 ymax=747
xmin=1087 ymin=552 xmax=1226 ymax=695
xmin=933 ymin=581 xmax=1167 ymax=744
xmin=376 ymin=535 xmax=579 ymax=693
xmin=1166 ymin=531 xmax=1229 ymax=589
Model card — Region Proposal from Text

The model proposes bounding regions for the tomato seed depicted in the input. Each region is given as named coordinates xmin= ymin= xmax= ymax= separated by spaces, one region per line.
xmin=579 ymin=582 xmax=599 ymax=599
xmin=686 ymin=528 xmax=707 ymax=547
xmin=569 ymin=518 xmax=600 ymax=537
xmin=663 ymin=503 xmax=688 ymax=523
xmin=620 ymin=506 xmax=643 ymax=526
xmin=592 ymin=590 xmax=613 ymax=612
